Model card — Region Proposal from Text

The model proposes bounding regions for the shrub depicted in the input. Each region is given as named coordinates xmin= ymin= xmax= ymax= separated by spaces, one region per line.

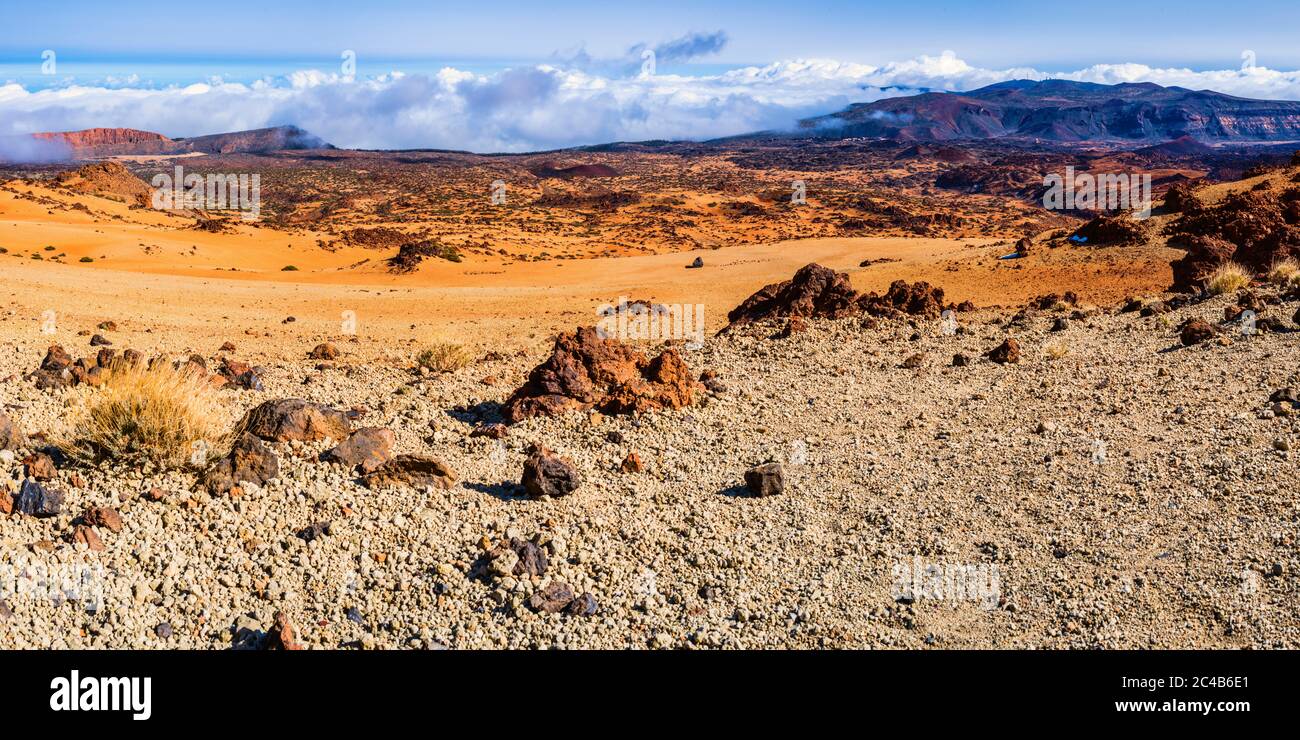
xmin=1266 ymin=257 xmax=1299 ymax=285
xmin=1205 ymin=262 xmax=1251 ymax=295
xmin=59 ymin=361 xmax=233 ymax=470
xmin=281 ymin=265 xmax=299 ymax=271
xmin=79 ymin=256 xmax=94 ymax=263
xmin=416 ymin=342 xmax=473 ymax=373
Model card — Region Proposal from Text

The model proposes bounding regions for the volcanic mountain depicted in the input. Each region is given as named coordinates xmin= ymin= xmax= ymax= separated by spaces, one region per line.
xmin=13 ymin=125 xmax=331 ymax=161
xmin=797 ymin=79 xmax=1300 ymax=144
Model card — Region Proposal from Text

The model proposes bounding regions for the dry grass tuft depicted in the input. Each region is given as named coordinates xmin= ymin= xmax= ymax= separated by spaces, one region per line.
xmin=1205 ymin=262 xmax=1251 ymax=296
xmin=416 ymin=342 xmax=473 ymax=373
xmin=1266 ymin=257 xmax=1300 ymax=285
xmin=1044 ymin=341 xmax=1070 ymax=360
xmin=60 ymin=361 xmax=233 ymax=470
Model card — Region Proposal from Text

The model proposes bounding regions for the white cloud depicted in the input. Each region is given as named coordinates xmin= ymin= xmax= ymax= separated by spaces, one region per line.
xmin=3 ymin=51 xmax=1300 ymax=153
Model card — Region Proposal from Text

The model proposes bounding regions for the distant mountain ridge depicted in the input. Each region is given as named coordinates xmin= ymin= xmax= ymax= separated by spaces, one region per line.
xmin=797 ymin=79 xmax=1300 ymax=144
xmin=15 ymin=125 xmax=332 ymax=161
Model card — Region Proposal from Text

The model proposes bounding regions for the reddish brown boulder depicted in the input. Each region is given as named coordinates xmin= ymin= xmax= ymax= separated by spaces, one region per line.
xmin=859 ymin=280 xmax=946 ymax=318
xmin=23 ymin=453 xmax=56 ymax=480
xmin=240 ymin=399 xmax=350 ymax=442
xmin=987 ymin=338 xmax=1022 ymax=364
xmin=1163 ymin=181 xmax=1204 ymax=213
xmin=470 ymin=423 xmax=509 ymax=440
xmin=308 ymin=342 xmax=339 ymax=360
xmin=502 ymin=327 xmax=693 ymax=423
xmin=1069 ymin=214 xmax=1151 ymax=247
xmin=726 ymin=263 xmax=860 ymax=327
xmin=522 ymin=444 xmax=580 ymax=498
xmin=265 ymin=611 xmax=304 ymax=650
xmin=360 ymin=455 xmax=457 ymax=490
xmin=527 ymin=581 xmax=577 ymax=614
xmin=744 ymin=463 xmax=784 ymax=497
xmin=83 ymin=506 xmax=123 ymax=533
xmin=1180 ymin=318 xmax=1216 ymax=346
xmin=69 ymin=525 xmax=104 ymax=552
xmin=619 ymin=451 xmax=643 ymax=473
xmin=40 ymin=345 xmax=72 ymax=373
xmin=322 ymin=427 xmax=394 ymax=473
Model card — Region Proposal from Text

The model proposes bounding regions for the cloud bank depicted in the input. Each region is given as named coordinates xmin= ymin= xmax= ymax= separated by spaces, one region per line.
xmin=4 ymin=50 xmax=1300 ymax=153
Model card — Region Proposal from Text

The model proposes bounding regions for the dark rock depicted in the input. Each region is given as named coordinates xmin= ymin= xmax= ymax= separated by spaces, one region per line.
xmin=40 ymin=345 xmax=72 ymax=372
xmin=952 ymin=353 xmax=971 ymax=367
xmin=743 ymin=463 xmax=784 ymax=497
xmin=14 ymin=479 xmax=63 ymax=517
xmin=205 ymin=432 xmax=280 ymax=495
xmin=296 ymin=521 xmax=332 ymax=542
xmin=1051 ymin=317 xmax=1070 ymax=332
xmin=1180 ymin=318 xmax=1216 ymax=346
xmin=360 ymin=454 xmax=457 ymax=490
xmin=987 ymin=338 xmax=1022 ymax=364
xmin=565 ymin=592 xmax=599 ymax=617
xmin=521 ymin=444 xmax=580 ymax=498
xmin=686 ymin=256 xmax=704 ymax=269
xmin=322 ymin=427 xmax=394 ymax=474
xmin=89 ymin=333 xmax=112 ymax=347
xmin=527 ymin=581 xmax=576 ymax=613
xmin=155 ymin=623 xmax=174 ymax=639
xmin=502 ymin=327 xmax=693 ymax=423
xmin=308 ymin=342 xmax=339 ymax=360
xmin=240 ymin=399 xmax=351 ymax=442
xmin=727 ymin=263 xmax=859 ymax=327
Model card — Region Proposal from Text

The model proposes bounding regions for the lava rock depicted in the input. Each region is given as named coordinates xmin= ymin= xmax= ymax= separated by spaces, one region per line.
xmin=521 ymin=444 xmax=581 ymax=498
xmin=744 ymin=463 xmax=784 ymax=497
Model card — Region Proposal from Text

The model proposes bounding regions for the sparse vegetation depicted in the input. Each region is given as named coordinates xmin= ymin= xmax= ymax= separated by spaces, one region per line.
xmin=1206 ymin=262 xmax=1251 ymax=295
xmin=1044 ymin=341 xmax=1069 ymax=360
xmin=281 ymin=265 xmax=300 ymax=271
xmin=60 ymin=361 xmax=233 ymax=470
xmin=79 ymin=256 xmax=94 ymax=263
xmin=1266 ymin=257 xmax=1299 ymax=284
xmin=416 ymin=342 xmax=473 ymax=373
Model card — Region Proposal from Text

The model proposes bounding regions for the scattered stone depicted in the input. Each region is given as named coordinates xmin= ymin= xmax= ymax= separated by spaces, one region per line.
xmin=743 ymin=463 xmax=784 ymax=497
xmin=219 ymin=342 xmax=236 ymax=352
xmin=322 ymin=427 xmax=394 ymax=474
xmin=1051 ymin=317 xmax=1070 ymax=332
xmin=527 ymin=581 xmax=576 ymax=613
xmin=487 ymin=537 xmax=549 ymax=578
xmin=308 ymin=342 xmax=340 ymax=360
xmin=1180 ymin=319 xmax=1216 ymax=346
xmin=619 ymin=451 xmax=644 ymax=473
xmin=23 ymin=452 xmax=56 ymax=480
xmin=240 ymin=399 xmax=351 ymax=442
xmin=360 ymin=455 xmax=457 ymax=490
xmin=296 ymin=521 xmax=332 ymax=542
xmin=83 ymin=506 xmax=123 ymax=533
xmin=155 ymin=623 xmax=173 ymax=639
xmin=987 ymin=338 xmax=1022 ymax=364
xmin=686 ymin=256 xmax=704 ymax=269
xmin=470 ymin=423 xmax=509 ymax=440
xmin=0 ymin=410 xmax=24 ymax=450
xmin=522 ymin=444 xmax=581 ymax=498
xmin=13 ymin=479 xmax=62 ymax=517
xmin=69 ymin=525 xmax=104 ymax=551
xmin=900 ymin=352 xmax=925 ymax=369
xmin=265 ymin=611 xmax=304 ymax=650
xmin=952 ymin=353 xmax=971 ymax=367
xmin=565 ymin=592 xmax=599 ymax=617
xmin=205 ymin=432 xmax=280 ymax=495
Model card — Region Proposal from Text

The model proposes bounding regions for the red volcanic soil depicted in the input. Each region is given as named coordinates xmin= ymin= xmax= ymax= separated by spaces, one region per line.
xmin=528 ymin=161 xmax=621 ymax=179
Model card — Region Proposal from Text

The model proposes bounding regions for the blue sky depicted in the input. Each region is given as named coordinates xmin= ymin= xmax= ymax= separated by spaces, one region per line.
xmin=5 ymin=0 xmax=1300 ymax=70
xmin=4 ymin=0 xmax=1300 ymax=153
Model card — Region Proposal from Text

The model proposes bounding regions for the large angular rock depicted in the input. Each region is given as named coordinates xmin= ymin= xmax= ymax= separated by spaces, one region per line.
xmin=13 ymin=479 xmax=63 ymax=517
xmin=205 ymin=432 xmax=279 ymax=495
xmin=743 ymin=463 xmax=784 ymax=497
xmin=321 ymin=427 xmax=394 ymax=473
xmin=726 ymin=263 xmax=859 ymax=327
xmin=857 ymin=280 xmax=946 ymax=319
xmin=240 ymin=399 xmax=351 ymax=442
xmin=502 ymin=327 xmax=694 ymax=423
xmin=360 ymin=454 xmax=457 ymax=490
xmin=521 ymin=444 xmax=580 ymax=498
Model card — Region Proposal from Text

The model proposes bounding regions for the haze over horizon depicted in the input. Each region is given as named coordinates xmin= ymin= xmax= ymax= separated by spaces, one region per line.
xmin=5 ymin=0 xmax=1300 ymax=152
